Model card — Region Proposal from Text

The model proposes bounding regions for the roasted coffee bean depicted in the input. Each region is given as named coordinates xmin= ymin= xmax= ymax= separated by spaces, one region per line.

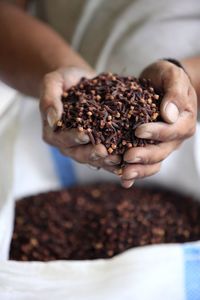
xmin=55 ymin=73 xmax=162 ymax=155
xmin=9 ymin=184 xmax=200 ymax=261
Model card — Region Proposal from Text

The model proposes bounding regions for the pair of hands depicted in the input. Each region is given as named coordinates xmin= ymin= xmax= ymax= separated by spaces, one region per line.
xmin=40 ymin=61 xmax=197 ymax=188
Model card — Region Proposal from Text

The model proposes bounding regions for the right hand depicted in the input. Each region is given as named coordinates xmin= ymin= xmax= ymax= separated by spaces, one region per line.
xmin=40 ymin=67 xmax=122 ymax=173
xmin=121 ymin=60 xmax=197 ymax=188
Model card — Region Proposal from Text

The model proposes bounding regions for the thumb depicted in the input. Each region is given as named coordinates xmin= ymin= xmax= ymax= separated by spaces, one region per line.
xmin=159 ymin=69 xmax=188 ymax=124
xmin=40 ymin=71 xmax=64 ymax=128
xmin=160 ymin=94 xmax=180 ymax=124
xmin=140 ymin=61 xmax=184 ymax=124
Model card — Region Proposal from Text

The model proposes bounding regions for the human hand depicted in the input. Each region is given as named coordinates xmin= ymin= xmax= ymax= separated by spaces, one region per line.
xmin=121 ymin=60 xmax=197 ymax=188
xmin=40 ymin=67 xmax=122 ymax=173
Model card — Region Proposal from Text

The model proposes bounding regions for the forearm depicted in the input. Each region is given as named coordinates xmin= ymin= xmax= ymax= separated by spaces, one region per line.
xmin=181 ymin=57 xmax=200 ymax=109
xmin=0 ymin=2 xmax=91 ymax=98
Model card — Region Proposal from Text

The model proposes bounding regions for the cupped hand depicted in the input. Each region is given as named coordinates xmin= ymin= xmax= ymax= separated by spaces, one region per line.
xmin=40 ymin=67 xmax=122 ymax=173
xmin=121 ymin=60 xmax=197 ymax=188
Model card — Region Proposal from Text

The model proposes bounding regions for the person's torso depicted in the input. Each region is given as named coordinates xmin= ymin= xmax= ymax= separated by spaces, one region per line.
xmin=35 ymin=0 xmax=200 ymax=75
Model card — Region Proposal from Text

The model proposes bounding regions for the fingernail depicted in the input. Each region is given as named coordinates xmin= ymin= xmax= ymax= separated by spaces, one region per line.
xmin=136 ymin=130 xmax=152 ymax=139
xmin=75 ymin=134 xmax=90 ymax=144
xmin=126 ymin=157 xmax=142 ymax=163
xmin=121 ymin=180 xmax=135 ymax=188
xmin=47 ymin=107 xmax=58 ymax=128
xmin=165 ymin=102 xmax=179 ymax=123
xmin=122 ymin=171 xmax=138 ymax=180
xmin=87 ymin=164 xmax=100 ymax=171
xmin=90 ymin=151 xmax=107 ymax=161
xmin=114 ymin=168 xmax=123 ymax=176
xmin=90 ymin=152 xmax=100 ymax=161
xmin=104 ymin=157 xmax=120 ymax=166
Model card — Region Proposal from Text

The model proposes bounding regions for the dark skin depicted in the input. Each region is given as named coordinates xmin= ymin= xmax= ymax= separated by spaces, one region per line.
xmin=0 ymin=1 xmax=198 ymax=188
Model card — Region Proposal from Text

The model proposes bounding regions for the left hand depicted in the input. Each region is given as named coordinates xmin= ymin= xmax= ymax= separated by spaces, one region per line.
xmin=40 ymin=66 xmax=122 ymax=175
xmin=120 ymin=60 xmax=197 ymax=188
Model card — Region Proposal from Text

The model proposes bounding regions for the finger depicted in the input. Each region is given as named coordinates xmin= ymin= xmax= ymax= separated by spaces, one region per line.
xmin=83 ymin=163 xmax=121 ymax=177
xmin=121 ymin=179 xmax=135 ymax=189
xmin=91 ymin=159 xmax=121 ymax=175
xmin=159 ymin=66 xmax=195 ymax=124
xmin=121 ymin=162 xmax=161 ymax=180
xmin=104 ymin=154 xmax=122 ymax=166
xmin=60 ymin=143 xmax=120 ymax=174
xmin=60 ymin=143 xmax=108 ymax=164
xmin=90 ymin=144 xmax=109 ymax=160
xmin=40 ymin=71 xmax=64 ymax=126
xmin=124 ymin=140 xmax=181 ymax=164
xmin=43 ymin=127 xmax=90 ymax=148
xmin=135 ymin=115 xmax=196 ymax=142
xmin=140 ymin=61 xmax=197 ymax=124
xmin=40 ymin=68 xmax=96 ymax=128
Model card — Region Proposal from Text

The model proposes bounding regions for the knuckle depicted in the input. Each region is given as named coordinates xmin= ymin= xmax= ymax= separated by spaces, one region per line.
xmin=188 ymin=107 xmax=197 ymax=120
xmin=157 ymin=127 xmax=177 ymax=141
xmin=178 ymin=93 xmax=196 ymax=116
xmin=140 ymin=168 xmax=148 ymax=178
xmin=142 ymin=155 xmax=152 ymax=164
xmin=169 ymin=131 xmax=179 ymax=141
xmin=184 ymin=95 xmax=197 ymax=114
xmin=153 ymin=130 xmax=165 ymax=141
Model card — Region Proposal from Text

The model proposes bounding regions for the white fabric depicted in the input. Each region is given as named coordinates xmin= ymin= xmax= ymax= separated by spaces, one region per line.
xmin=13 ymin=97 xmax=60 ymax=199
xmin=0 ymin=86 xmax=18 ymax=260
xmin=0 ymin=242 xmax=187 ymax=300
